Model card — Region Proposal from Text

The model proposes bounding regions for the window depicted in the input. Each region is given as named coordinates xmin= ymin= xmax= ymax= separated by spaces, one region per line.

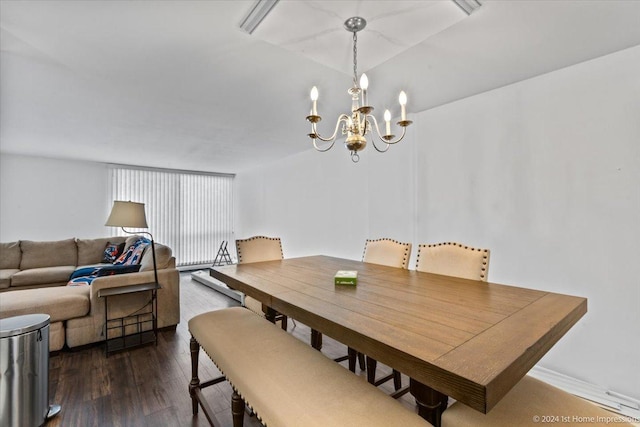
xmin=108 ymin=165 xmax=234 ymax=267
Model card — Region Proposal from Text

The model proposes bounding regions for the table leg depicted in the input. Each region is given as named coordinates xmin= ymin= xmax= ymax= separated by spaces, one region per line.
xmin=409 ymin=378 xmax=448 ymax=427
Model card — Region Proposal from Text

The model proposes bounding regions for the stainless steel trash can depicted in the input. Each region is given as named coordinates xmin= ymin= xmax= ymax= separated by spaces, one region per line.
xmin=0 ymin=314 xmax=60 ymax=427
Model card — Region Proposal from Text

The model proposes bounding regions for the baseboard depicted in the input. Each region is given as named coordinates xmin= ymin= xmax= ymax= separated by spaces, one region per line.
xmin=178 ymin=264 xmax=214 ymax=272
xmin=529 ymin=366 xmax=640 ymax=420
xmin=190 ymin=270 xmax=244 ymax=303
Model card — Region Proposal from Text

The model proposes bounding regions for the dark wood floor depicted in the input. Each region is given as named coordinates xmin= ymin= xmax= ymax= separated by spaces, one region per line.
xmin=46 ymin=272 xmax=417 ymax=426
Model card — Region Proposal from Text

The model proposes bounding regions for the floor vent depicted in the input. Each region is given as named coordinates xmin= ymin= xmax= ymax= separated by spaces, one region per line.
xmin=190 ymin=270 xmax=244 ymax=303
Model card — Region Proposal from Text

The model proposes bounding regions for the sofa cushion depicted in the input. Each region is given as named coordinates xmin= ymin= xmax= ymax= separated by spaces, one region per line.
xmin=76 ymin=236 xmax=127 ymax=266
xmin=20 ymin=239 xmax=77 ymax=270
xmin=0 ymin=242 xmax=21 ymax=269
xmin=0 ymin=286 xmax=90 ymax=323
xmin=140 ymin=243 xmax=173 ymax=272
xmin=0 ymin=269 xmax=20 ymax=289
xmin=11 ymin=266 xmax=76 ymax=287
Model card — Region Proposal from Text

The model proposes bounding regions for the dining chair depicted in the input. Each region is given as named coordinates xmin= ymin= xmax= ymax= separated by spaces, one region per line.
xmin=415 ymin=241 xmax=490 ymax=281
xmin=412 ymin=241 xmax=491 ymax=411
xmin=361 ymin=238 xmax=412 ymax=393
xmin=235 ymin=236 xmax=288 ymax=330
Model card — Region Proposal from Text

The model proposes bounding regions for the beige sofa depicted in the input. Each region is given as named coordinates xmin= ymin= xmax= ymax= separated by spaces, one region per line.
xmin=0 ymin=237 xmax=180 ymax=351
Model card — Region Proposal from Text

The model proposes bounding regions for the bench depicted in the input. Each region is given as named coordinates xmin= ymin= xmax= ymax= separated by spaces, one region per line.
xmin=188 ymin=307 xmax=428 ymax=427
xmin=442 ymin=375 xmax=633 ymax=426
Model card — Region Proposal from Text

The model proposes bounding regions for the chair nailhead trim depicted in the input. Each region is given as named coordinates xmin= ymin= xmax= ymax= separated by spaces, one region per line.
xmin=416 ymin=241 xmax=490 ymax=280
xmin=236 ymin=236 xmax=283 ymax=263
xmin=363 ymin=238 xmax=412 ymax=269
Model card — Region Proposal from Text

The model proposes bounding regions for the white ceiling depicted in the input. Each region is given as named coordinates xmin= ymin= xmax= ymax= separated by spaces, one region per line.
xmin=255 ymin=1 xmax=468 ymax=74
xmin=1 ymin=0 xmax=639 ymax=174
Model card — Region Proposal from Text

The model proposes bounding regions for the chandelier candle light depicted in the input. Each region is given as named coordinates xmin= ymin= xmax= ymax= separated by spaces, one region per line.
xmin=306 ymin=16 xmax=412 ymax=163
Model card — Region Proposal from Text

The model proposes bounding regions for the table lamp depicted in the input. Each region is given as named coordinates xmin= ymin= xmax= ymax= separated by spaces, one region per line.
xmin=105 ymin=200 xmax=158 ymax=284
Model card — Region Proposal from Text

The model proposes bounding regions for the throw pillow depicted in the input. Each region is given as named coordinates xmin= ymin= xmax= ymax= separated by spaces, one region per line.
xmin=114 ymin=237 xmax=150 ymax=266
xmin=101 ymin=242 xmax=126 ymax=264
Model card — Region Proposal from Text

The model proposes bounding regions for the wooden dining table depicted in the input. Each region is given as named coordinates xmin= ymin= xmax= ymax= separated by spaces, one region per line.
xmin=210 ymin=255 xmax=587 ymax=426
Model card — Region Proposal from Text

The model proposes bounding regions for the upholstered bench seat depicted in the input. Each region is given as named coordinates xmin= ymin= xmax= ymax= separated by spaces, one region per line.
xmin=0 ymin=286 xmax=90 ymax=351
xmin=189 ymin=307 xmax=428 ymax=427
xmin=442 ymin=375 xmax=632 ymax=426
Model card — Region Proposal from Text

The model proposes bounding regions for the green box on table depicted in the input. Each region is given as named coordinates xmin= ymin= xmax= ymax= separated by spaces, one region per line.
xmin=335 ymin=270 xmax=358 ymax=286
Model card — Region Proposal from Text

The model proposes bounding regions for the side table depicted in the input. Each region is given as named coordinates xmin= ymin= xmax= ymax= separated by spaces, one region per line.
xmin=98 ymin=282 xmax=160 ymax=357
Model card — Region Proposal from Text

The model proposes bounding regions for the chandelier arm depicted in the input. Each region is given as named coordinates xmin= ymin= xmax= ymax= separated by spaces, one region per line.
xmin=367 ymin=115 xmax=390 ymax=152
xmin=312 ymin=138 xmax=337 ymax=152
xmin=311 ymin=114 xmax=350 ymax=143
xmin=382 ymin=126 xmax=407 ymax=145
xmin=369 ymin=114 xmax=407 ymax=146
xmin=387 ymin=126 xmax=407 ymax=144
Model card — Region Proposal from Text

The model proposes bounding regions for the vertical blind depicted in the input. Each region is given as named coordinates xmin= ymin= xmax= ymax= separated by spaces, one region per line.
xmin=108 ymin=165 xmax=234 ymax=267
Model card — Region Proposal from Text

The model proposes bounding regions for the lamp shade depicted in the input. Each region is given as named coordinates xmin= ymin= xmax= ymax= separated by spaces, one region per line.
xmin=105 ymin=201 xmax=149 ymax=228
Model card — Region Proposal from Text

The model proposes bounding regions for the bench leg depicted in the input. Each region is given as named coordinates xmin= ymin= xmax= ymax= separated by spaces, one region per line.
xmin=231 ymin=391 xmax=245 ymax=427
xmin=188 ymin=335 xmax=225 ymax=426
xmin=190 ymin=337 xmax=201 ymax=415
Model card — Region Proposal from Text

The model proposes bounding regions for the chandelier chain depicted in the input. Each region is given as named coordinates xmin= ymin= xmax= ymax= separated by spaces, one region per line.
xmin=352 ymin=31 xmax=358 ymax=87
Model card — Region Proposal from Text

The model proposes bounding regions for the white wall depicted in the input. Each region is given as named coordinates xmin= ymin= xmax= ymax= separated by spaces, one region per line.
xmin=0 ymin=153 xmax=111 ymax=241
xmin=235 ymin=45 xmax=640 ymax=399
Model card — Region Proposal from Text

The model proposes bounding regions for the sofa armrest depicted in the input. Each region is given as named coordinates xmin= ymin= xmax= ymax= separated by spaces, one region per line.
xmin=90 ymin=270 xmax=156 ymax=297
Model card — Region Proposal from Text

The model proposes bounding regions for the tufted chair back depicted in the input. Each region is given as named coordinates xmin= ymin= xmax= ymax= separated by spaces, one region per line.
xmin=236 ymin=236 xmax=283 ymax=264
xmin=362 ymin=238 xmax=412 ymax=269
xmin=415 ymin=242 xmax=490 ymax=281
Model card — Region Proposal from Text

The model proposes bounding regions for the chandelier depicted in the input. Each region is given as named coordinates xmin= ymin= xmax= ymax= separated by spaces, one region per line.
xmin=306 ymin=17 xmax=412 ymax=163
